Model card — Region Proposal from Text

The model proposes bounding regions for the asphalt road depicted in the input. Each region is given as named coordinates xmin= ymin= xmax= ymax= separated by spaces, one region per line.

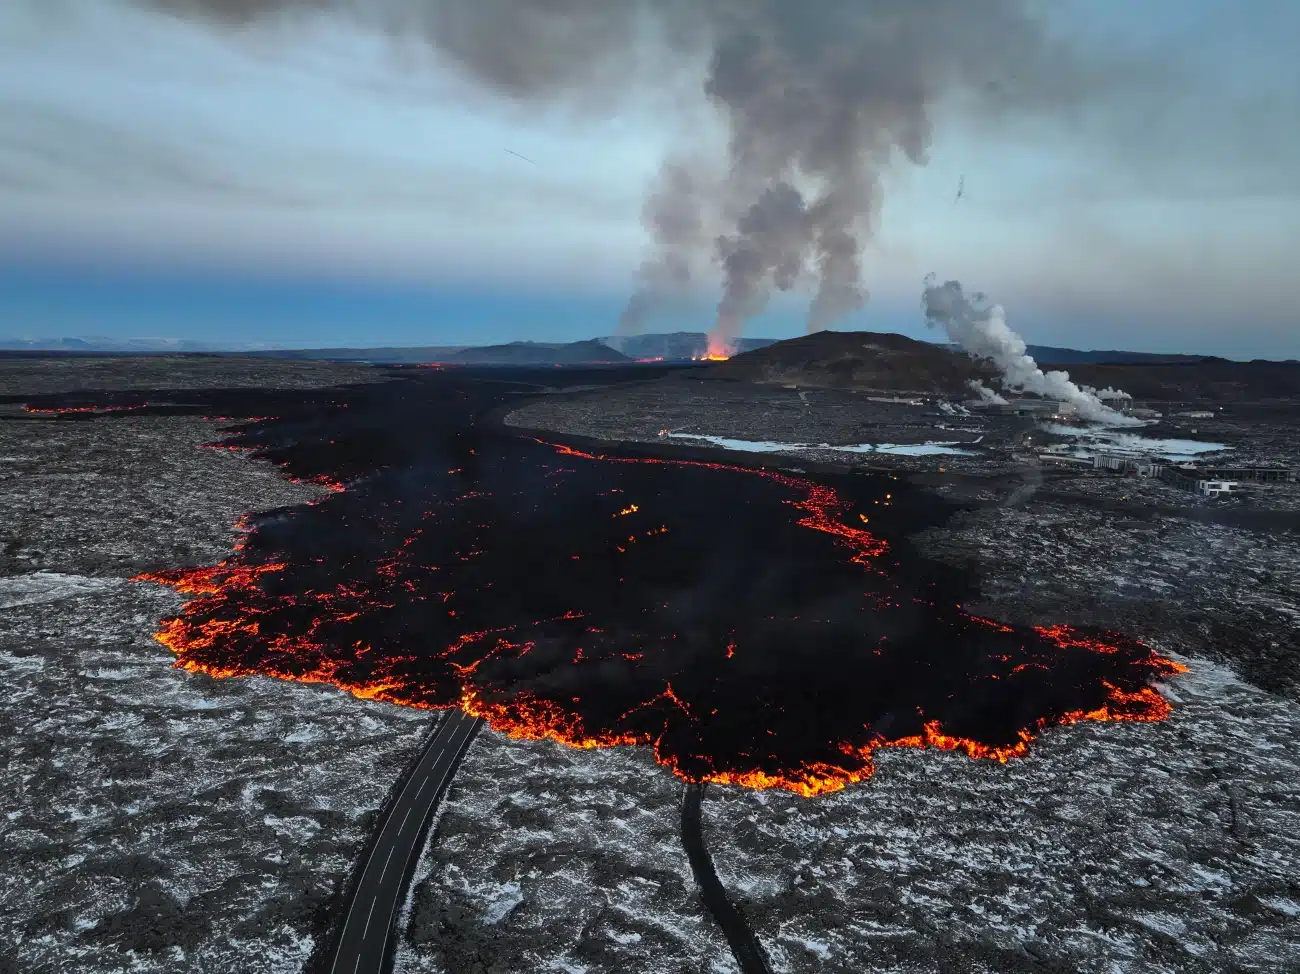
xmin=331 ymin=708 xmax=482 ymax=974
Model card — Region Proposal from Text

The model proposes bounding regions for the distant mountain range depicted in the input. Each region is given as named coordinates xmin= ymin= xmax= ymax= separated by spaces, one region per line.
xmin=1 ymin=333 xmax=1291 ymax=366
xmin=1022 ymin=345 xmax=1224 ymax=366
xmin=0 ymin=336 xmax=253 ymax=353
xmin=445 ymin=340 xmax=629 ymax=365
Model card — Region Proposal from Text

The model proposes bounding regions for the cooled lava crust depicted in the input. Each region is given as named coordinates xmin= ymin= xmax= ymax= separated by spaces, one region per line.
xmin=20 ymin=367 xmax=1186 ymax=797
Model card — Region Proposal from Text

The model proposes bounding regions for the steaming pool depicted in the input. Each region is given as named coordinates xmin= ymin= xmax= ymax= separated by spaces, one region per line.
xmin=1041 ymin=423 xmax=1231 ymax=463
xmin=665 ymin=433 xmax=978 ymax=457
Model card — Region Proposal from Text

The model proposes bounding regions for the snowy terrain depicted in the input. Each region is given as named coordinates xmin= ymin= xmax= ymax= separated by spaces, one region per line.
xmin=914 ymin=501 xmax=1300 ymax=698
xmin=701 ymin=657 xmax=1300 ymax=973
xmin=1 ymin=360 xmax=433 ymax=973
xmin=397 ymin=739 xmax=736 ymax=974
xmin=5 ymin=358 xmax=1298 ymax=974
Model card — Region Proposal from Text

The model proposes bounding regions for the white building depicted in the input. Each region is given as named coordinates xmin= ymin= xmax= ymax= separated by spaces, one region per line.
xmin=1195 ymin=479 xmax=1238 ymax=497
xmin=1093 ymin=454 xmax=1129 ymax=472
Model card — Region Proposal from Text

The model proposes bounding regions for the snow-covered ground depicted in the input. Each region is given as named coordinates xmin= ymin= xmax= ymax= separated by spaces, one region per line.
xmin=700 ymin=657 xmax=1300 ymax=973
xmin=1 ymin=361 xmax=432 ymax=974
xmin=6 ymin=359 xmax=1297 ymax=974
xmin=391 ymin=653 xmax=1300 ymax=974
xmin=396 ymin=738 xmax=736 ymax=974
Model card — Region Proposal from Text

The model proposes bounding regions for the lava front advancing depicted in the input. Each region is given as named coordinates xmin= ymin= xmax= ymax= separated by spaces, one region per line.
xmin=96 ymin=370 xmax=1186 ymax=798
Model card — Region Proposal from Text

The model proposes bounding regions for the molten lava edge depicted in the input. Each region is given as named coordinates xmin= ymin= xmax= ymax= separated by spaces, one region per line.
xmin=131 ymin=426 xmax=1187 ymax=798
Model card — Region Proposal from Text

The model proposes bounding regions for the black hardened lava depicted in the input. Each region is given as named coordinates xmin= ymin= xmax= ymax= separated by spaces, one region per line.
xmin=682 ymin=783 xmax=774 ymax=974
xmin=12 ymin=365 xmax=1185 ymax=796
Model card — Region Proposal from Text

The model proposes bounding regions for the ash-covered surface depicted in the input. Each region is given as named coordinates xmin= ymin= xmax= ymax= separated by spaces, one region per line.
xmin=508 ymin=368 xmax=1300 ymax=972
xmin=6 ymin=356 xmax=1299 ymax=974
xmin=511 ymin=375 xmax=1300 ymax=701
xmin=0 ymin=357 xmax=432 ymax=974
xmin=702 ymin=657 xmax=1300 ymax=974
xmin=912 ymin=497 xmax=1300 ymax=700
xmin=0 ymin=354 xmax=381 ymax=396
xmin=507 ymin=373 xmax=1031 ymax=474
xmin=397 ymin=738 xmax=736 ymax=974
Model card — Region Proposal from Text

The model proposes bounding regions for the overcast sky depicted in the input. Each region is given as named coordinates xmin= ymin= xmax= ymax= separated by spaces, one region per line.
xmin=1 ymin=0 xmax=1298 ymax=356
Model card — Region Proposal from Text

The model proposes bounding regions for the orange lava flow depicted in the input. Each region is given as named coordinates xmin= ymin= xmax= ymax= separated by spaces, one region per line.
xmin=25 ymin=403 xmax=148 ymax=416
xmin=132 ymin=434 xmax=1188 ymax=799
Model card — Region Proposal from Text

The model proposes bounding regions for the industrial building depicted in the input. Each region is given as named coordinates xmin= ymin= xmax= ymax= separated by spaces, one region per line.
xmin=1089 ymin=455 xmax=1298 ymax=495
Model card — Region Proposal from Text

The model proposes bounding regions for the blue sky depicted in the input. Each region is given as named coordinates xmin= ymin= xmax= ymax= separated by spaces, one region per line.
xmin=1 ymin=0 xmax=1297 ymax=356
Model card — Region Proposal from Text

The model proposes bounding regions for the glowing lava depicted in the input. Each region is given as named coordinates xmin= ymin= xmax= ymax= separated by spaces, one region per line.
xmin=129 ymin=421 xmax=1185 ymax=798
xmin=52 ymin=376 xmax=1186 ymax=799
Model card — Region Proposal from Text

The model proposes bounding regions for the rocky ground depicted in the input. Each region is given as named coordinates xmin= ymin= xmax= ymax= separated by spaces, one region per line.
xmin=5 ymin=358 xmax=1298 ymax=974
xmin=913 ymin=498 xmax=1300 ymax=700
xmin=397 ymin=740 xmax=736 ymax=974
xmin=702 ymin=657 xmax=1300 ymax=974
xmin=0 ymin=358 xmax=435 ymax=974
xmin=507 ymin=372 xmax=1033 ymax=475
xmin=500 ymin=372 xmax=1300 ymax=973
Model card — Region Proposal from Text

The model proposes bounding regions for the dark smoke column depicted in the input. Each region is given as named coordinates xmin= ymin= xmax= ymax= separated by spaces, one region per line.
xmin=145 ymin=0 xmax=1100 ymax=351
xmin=651 ymin=0 xmax=1086 ymax=355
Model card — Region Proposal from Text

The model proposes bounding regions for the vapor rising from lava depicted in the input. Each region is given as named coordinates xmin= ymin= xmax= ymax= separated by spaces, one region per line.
xmin=140 ymin=0 xmax=1137 ymax=357
xmin=923 ymin=276 xmax=1138 ymax=424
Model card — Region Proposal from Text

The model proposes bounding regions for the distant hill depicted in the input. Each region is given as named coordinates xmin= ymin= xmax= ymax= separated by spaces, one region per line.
xmin=0 ymin=336 xmax=237 ymax=353
xmin=709 ymin=331 xmax=996 ymax=395
xmin=244 ymin=346 xmax=465 ymax=363
xmin=1055 ymin=359 xmax=1300 ymax=402
xmin=447 ymin=340 xmax=631 ymax=366
xmin=602 ymin=332 xmax=781 ymax=360
xmin=1025 ymin=345 xmax=1222 ymax=366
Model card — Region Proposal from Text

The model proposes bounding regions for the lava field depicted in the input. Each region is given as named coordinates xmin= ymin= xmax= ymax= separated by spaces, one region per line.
xmin=19 ymin=367 xmax=1185 ymax=797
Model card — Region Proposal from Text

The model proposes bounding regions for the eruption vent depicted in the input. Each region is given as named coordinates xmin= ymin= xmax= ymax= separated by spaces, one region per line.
xmin=923 ymin=277 xmax=1138 ymax=425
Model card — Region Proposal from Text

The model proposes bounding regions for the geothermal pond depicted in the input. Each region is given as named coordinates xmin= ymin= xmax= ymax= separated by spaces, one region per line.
xmin=1042 ymin=423 xmax=1230 ymax=463
xmin=24 ymin=367 xmax=1184 ymax=796
xmin=665 ymin=432 xmax=978 ymax=457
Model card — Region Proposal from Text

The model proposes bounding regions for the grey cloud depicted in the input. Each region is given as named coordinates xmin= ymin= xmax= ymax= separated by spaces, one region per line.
xmin=137 ymin=0 xmax=1299 ymax=347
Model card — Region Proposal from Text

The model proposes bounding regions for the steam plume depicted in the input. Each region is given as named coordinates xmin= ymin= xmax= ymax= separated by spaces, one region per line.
xmin=967 ymin=380 xmax=1008 ymax=406
xmin=923 ymin=277 xmax=1137 ymax=425
xmin=144 ymin=1 xmax=1127 ymax=351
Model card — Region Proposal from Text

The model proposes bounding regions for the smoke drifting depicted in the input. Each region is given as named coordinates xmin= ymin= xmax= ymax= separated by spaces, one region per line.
xmin=140 ymin=0 xmax=1121 ymax=353
xmin=967 ymin=380 xmax=1008 ymax=406
xmin=923 ymin=277 xmax=1137 ymax=424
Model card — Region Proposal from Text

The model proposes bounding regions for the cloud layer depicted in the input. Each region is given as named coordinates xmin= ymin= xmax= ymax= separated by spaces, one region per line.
xmin=2 ymin=1 xmax=1297 ymax=355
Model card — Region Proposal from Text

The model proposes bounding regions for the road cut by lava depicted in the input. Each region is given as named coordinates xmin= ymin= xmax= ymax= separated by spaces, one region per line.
xmin=28 ymin=369 xmax=1185 ymax=797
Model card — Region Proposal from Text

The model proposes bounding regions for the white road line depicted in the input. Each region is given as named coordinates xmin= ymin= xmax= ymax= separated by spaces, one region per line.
xmin=375 ymin=717 xmax=480 ymax=962
xmin=362 ymin=896 xmax=378 ymax=939
xmin=378 ymin=848 xmax=395 ymax=883
xmin=330 ymin=714 xmax=457 ymax=974
xmin=399 ymin=808 xmax=411 ymax=833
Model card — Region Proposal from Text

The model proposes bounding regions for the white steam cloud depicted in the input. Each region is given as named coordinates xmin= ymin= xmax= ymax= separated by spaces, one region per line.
xmin=967 ymin=380 xmax=1008 ymax=406
xmin=1082 ymin=385 xmax=1132 ymax=401
xmin=923 ymin=276 xmax=1138 ymax=425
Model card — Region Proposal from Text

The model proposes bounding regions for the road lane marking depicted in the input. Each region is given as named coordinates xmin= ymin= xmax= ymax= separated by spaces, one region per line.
xmin=362 ymin=896 xmax=378 ymax=939
xmin=374 ymin=717 xmax=482 ymax=967
xmin=331 ymin=713 xmax=456 ymax=974
xmin=378 ymin=848 xmax=395 ymax=883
